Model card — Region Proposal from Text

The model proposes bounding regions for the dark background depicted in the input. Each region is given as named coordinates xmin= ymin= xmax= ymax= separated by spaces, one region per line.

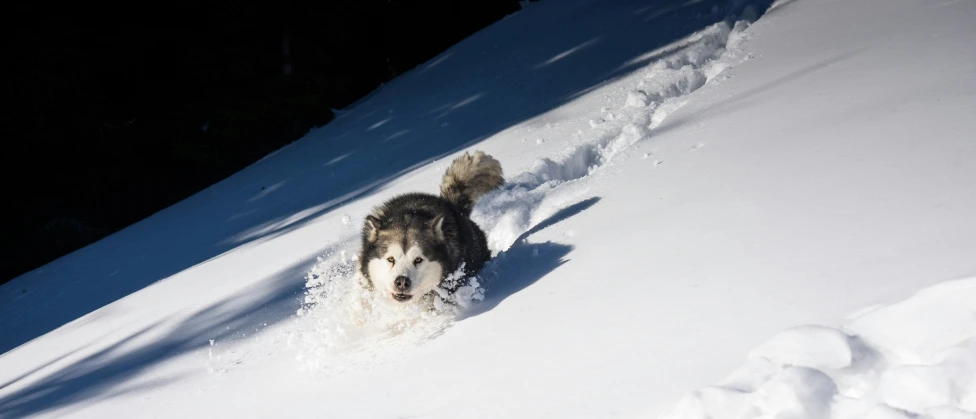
xmin=0 ymin=0 xmax=528 ymax=285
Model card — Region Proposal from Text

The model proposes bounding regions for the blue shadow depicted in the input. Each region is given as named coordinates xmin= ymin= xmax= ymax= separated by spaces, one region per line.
xmin=0 ymin=0 xmax=776 ymax=406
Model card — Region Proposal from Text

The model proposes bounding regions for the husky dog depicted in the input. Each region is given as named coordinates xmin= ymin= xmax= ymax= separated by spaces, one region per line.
xmin=356 ymin=151 xmax=504 ymax=305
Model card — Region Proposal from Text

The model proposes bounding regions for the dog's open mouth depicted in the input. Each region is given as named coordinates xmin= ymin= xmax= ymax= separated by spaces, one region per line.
xmin=392 ymin=293 xmax=413 ymax=302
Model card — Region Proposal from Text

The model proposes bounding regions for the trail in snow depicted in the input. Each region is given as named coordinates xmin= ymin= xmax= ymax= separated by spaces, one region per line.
xmin=658 ymin=277 xmax=976 ymax=419
xmin=472 ymin=18 xmax=756 ymax=254
xmin=281 ymin=15 xmax=759 ymax=373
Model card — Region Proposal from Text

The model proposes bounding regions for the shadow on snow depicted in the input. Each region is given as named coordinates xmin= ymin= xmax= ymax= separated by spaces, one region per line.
xmin=463 ymin=197 xmax=601 ymax=319
xmin=0 ymin=0 xmax=775 ymax=413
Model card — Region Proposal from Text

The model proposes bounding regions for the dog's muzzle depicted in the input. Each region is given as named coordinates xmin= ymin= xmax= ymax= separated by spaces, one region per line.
xmin=392 ymin=275 xmax=412 ymax=301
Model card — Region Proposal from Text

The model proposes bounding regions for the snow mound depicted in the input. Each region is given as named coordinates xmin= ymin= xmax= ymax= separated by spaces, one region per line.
xmin=659 ymin=277 xmax=976 ymax=419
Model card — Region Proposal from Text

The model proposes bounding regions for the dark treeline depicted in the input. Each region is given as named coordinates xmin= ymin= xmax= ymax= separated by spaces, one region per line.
xmin=1 ymin=0 xmax=527 ymax=285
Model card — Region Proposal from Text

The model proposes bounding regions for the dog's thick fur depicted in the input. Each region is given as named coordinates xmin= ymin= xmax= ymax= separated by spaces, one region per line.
xmin=356 ymin=151 xmax=503 ymax=305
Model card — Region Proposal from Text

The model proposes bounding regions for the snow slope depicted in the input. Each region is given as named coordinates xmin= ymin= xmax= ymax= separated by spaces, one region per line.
xmin=2 ymin=0 xmax=976 ymax=417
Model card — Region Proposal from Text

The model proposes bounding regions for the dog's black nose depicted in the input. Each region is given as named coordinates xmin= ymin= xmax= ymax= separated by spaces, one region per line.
xmin=394 ymin=276 xmax=411 ymax=291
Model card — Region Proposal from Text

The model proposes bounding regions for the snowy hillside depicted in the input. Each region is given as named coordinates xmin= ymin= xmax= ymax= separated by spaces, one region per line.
xmin=2 ymin=0 xmax=976 ymax=417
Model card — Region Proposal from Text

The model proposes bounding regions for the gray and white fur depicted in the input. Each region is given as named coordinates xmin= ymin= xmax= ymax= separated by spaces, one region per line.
xmin=356 ymin=150 xmax=504 ymax=305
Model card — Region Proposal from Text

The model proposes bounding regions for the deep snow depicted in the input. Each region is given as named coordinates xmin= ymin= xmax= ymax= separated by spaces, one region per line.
xmin=661 ymin=278 xmax=976 ymax=419
xmin=2 ymin=0 xmax=976 ymax=417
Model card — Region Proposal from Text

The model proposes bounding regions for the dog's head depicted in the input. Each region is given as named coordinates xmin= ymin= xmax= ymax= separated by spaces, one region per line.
xmin=360 ymin=212 xmax=453 ymax=303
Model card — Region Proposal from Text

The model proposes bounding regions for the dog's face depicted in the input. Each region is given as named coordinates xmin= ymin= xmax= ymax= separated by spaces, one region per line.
xmin=361 ymin=213 xmax=451 ymax=303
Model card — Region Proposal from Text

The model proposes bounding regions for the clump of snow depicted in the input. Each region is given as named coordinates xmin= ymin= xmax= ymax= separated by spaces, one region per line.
xmin=650 ymin=99 xmax=689 ymax=129
xmin=289 ymin=248 xmax=483 ymax=373
xmin=726 ymin=20 xmax=753 ymax=52
xmin=430 ymin=262 xmax=486 ymax=311
xmin=753 ymin=366 xmax=838 ymax=419
xmin=877 ymin=365 xmax=954 ymax=413
xmin=659 ymin=277 xmax=976 ymax=419
xmin=626 ymin=90 xmax=651 ymax=108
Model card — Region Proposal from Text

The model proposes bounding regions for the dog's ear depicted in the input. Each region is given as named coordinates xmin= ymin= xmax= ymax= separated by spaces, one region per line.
xmin=430 ymin=215 xmax=445 ymax=242
xmin=430 ymin=215 xmax=456 ymax=242
xmin=364 ymin=215 xmax=381 ymax=242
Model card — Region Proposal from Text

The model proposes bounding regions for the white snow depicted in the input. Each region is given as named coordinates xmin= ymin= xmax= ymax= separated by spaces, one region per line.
xmin=661 ymin=278 xmax=976 ymax=419
xmin=748 ymin=325 xmax=855 ymax=371
xmin=2 ymin=0 xmax=976 ymax=417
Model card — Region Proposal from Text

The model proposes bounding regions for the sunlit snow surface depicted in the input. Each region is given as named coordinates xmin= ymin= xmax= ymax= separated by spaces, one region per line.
xmin=2 ymin=0 xmax=975 ymax=417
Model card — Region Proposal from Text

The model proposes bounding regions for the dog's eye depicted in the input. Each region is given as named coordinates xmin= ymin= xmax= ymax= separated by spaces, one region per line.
xmin=414 ymin=257 xmax=423 ymax=265
xmin=386 ymin=256 xmax=395 ymax=264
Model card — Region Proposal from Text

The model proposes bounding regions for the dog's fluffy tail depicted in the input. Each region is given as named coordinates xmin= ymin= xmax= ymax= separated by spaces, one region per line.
xmin=440 ymin=150 xmax=504 ymax=216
